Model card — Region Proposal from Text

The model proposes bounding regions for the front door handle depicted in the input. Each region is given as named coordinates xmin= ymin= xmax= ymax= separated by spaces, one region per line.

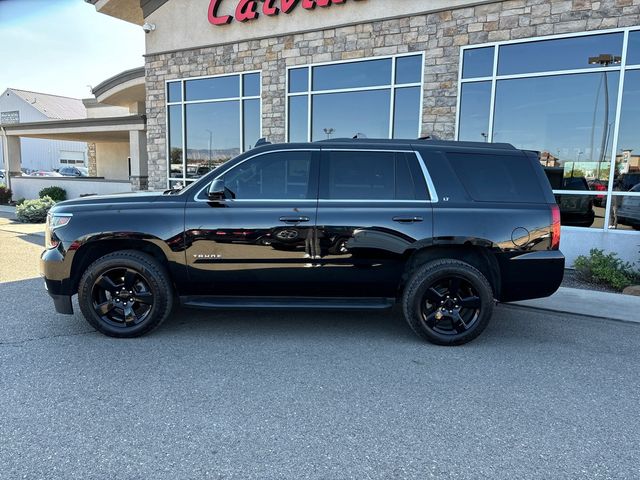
xmin=279 ymin=216 xmax=310 ymax=223
xmin=392 ymin=216 xmax=423 ymax=223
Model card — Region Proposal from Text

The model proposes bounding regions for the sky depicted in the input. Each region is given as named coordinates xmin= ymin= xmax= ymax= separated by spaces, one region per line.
xmin=0 ymin=0 xmax=144 ymax=99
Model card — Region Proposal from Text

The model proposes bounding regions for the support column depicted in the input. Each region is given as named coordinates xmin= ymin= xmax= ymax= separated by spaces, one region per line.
xmin=87 ymin=143 xmax=97 ymax=177
xmin=1 ymin=133 xmax=22 ymax=192
xmin=129 ymin=130 xmax=148 ymax=191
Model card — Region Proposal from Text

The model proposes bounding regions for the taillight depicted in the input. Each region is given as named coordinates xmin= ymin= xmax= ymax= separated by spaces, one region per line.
xmin=550 ymin=204 xmax=561 ymax=250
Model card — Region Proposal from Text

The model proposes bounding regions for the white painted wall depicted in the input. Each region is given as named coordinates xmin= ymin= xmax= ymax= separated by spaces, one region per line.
xmin=146 ymin=0 xmax=496 ymax=54
xmin=560 ymin=228 xmax=639 ymax=266
xmin=10 ymin=177 xmax=132 ymax=200
xmin=96 ymin=142 xmax=130 ymax=180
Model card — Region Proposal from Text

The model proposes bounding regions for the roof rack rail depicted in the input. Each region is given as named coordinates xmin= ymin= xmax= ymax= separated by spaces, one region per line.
xmin=314 ymin=137 xmax=516 ymax=150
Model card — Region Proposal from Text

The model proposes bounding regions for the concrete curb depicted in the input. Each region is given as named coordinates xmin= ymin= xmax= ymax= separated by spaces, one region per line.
xmin=510 ymin=287 xmax=640 ymax=324
xmin=0 ymin=205 xmax=16 ymax=213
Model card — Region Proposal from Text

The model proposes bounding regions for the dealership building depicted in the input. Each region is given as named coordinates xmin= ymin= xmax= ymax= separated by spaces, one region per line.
xmin=85 ymin=0 xmax=640 ymax=263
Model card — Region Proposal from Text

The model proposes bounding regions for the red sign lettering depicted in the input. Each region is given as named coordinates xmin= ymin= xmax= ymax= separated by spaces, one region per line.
xmin=208 ymin=0 xmax=363 ymax=26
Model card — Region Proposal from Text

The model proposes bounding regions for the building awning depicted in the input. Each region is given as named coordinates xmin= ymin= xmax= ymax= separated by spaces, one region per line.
xmin=1 ymin=115 xmax=145 ymax=142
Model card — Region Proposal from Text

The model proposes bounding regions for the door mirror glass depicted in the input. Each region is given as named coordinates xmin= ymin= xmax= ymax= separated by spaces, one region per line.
xmin=208 ymin=178 xmax=226 ymax=200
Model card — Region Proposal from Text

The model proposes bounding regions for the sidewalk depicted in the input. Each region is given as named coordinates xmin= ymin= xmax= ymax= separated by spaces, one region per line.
xmin=511 ymin=286 xmax=640 ymax=324
xmin=0 ymin=207 xmax=45 ymax=237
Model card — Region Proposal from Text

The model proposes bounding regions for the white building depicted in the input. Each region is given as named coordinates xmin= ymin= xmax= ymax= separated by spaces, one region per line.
xmin=0 ymin=88 xmax=88 ymax=172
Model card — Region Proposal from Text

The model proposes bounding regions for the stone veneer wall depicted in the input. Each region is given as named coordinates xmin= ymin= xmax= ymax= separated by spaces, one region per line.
xmin=145 ymin=0 xmax=640 ymax=190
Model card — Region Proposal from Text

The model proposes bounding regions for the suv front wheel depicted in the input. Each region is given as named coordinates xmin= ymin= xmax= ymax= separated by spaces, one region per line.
xmin=402 ymin=259 xmax=494 ymax=346
xmin=78 ymin=250 xmax=173 ymax=338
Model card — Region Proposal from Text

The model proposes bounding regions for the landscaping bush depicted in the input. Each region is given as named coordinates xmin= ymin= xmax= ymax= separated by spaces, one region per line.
xmin=574 ymin=248 xmax=640 ymax=291
xmin=16 ymin=196 xmax=56 ymax=223
xmin=38 ymin=186 xmax=67 ymax=202
xmin=0 ymin=185 xmax=11 ymax=204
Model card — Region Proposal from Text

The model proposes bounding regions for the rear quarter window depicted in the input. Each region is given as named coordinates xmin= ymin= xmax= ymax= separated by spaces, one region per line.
xmin=446 ymin=152 xmax=545 ymax=203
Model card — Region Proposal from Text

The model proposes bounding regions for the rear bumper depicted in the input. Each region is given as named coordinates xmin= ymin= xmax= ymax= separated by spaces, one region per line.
xmin=496 ymin=250 xmax=565 ymax=303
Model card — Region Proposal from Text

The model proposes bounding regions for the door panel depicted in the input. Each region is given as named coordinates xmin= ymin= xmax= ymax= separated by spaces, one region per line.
xmin=314 ymin=149 xmax=434 ymax=297
xmin=184 ymin=150 xmax=320 ymax=296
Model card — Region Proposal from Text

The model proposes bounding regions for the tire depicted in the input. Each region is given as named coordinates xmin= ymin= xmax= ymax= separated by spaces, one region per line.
xmin=78 ymin=250 xmax=173 ymax=338
xmin=402 ymin=259 xmax=494 ymax=346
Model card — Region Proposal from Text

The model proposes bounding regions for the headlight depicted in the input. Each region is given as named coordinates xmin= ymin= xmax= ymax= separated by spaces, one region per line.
xmin=45 ymin=213 xmax=72 ymax=249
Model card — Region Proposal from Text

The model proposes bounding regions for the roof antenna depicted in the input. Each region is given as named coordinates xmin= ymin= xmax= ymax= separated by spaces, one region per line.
xmin=352 ymin=132 xmax=367 ymax=139
xmin=254 ymin=137 xmax=271 ymax=147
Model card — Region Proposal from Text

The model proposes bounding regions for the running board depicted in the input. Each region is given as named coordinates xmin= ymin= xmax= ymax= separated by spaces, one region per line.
xmin=179 ymin=296 xmax=396 ymax=310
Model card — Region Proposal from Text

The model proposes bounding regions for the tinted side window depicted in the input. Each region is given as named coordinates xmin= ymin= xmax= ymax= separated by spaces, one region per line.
xmin=322 ymin=151 xmax=428 ymax=200
xmin=447 ymin=152 xmax=545 ymax=203
xmin=223 ymin=151 xmax=314 ymax=200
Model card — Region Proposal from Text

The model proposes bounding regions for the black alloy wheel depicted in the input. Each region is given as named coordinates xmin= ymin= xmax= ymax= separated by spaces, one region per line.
xmin=78 ymin=250 xmax=173 ymax=338
xmin=91 ymin=267 xmax=154 ymax=328
xmin=402 ymin=259 xmax=494 ymax=346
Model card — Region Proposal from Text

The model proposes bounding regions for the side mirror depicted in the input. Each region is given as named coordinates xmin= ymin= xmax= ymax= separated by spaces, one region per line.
xmin=208 ymin=178 xmax=226 ymax=201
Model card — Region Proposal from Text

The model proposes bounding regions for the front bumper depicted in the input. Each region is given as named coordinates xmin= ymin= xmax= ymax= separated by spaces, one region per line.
xmin=40 ymin=248 xmax=74 ymax=315
xmin=496 ymin=250 xmax=565 ymax=303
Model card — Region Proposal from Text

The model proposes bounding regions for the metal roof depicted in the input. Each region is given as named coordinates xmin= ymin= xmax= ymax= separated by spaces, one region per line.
xmin=7 ymin=88 xmax=87 ymax=120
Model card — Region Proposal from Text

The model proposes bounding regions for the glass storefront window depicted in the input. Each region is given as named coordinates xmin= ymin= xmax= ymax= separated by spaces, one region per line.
xmin=458 ymin=29 xmax=640 ymax=232
xmin=462 ymin=47 xmax=494 ymax=79
xmin=167 ymin=72 xmax=261 ymax=186
xmin=168 ymin=105 xmax=183 ymax=180
xmin=627 ymin=31 xmax=640 ymax=66
xmin=498 ymin=33 xmax=623 ymax=76
xmin=395 ymin=55 xmax=423 ymax=84
xmin=185 ymin=75 xmax=239 ymax=101
xmin=393 ymin=87 xmax=421 ymax=139
xmin=458 ymin=82 xmax=491 ymax=142
xmin=288 ymin=96 xmax=308 ymax=142
xmin=609 ymin=192 xmax=640 ymax=230
xmin=289 ymin=68 xmax=309 ymax=93
xmin=492 ymin=72 xmax=619 ymax=190
xmin=288 ymin=54 xmax=424 ymax=142
xmin=312 ymin=58 xmax=392 ymax=90
xmin=167 ymin=82 xmax=182 ymax=103
xmin=312 ymin=90 xmax=390 ymax=141
xmin=613 ymin=70 xmax=640 ymax=192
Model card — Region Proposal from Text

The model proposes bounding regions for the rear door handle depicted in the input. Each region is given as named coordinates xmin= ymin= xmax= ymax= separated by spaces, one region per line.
xmin=279 ymin=216 xmax=310 ymax=223
xmin=392 ymin=216 xmax=423 ymax=223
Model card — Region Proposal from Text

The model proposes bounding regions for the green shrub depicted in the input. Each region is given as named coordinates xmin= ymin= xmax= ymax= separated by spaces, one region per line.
xmin=15 ymin=198 xmax=25 ymax=206
xmin=574 ymin=248 xmax=640 ymax=291
xmin=38 ymin=186 xmax=66 ymax=202
xmin=0 ymin=185 xmax=11 ymax=204
xmin=16 ymin=196 xmax=56 ymax=223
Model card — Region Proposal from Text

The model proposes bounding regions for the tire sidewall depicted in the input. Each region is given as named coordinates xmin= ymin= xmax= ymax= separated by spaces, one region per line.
xmin=78 ymin=253 xmax=172 ymax=338
xmin=404 ymin=260 xmax=494 ymax=346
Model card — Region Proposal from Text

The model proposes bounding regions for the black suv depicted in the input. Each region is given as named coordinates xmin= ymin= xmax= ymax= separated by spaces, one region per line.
xmin=41 ymin=139 xmax=564 ymax=345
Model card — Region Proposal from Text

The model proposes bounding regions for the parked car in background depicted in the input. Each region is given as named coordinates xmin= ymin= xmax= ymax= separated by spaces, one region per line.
xmin=58 ymin=166 xmax=88 ymax=177
xmin=544 ymin=168 xmax=595 ymax=227
xmin=30 ymin=170 xmax=62 ymax=177
xmin=588 ymin=179 xmax=608 ymax=207
xmin=616 ymin=184 xmax=640 ymax=230
xmin=615 ymin=173 xmax=640 ymax=192
xmin=41 ymin=139 xmax=564 ymax=346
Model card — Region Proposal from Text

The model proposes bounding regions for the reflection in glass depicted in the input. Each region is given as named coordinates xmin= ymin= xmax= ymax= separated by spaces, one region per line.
xmin=288 ymin=96 xmax=308 ymax=142
xmin=223 ymin=151 xmax=312 ymax=200
xmin=243 ymin=73 xmax=260 ymax=97
xmin=395 ymin=55 xmax=422 ymax=84
xmin=493 ymin=72 xmax=620 ymax=190
xmin=613 ymin=70 xmax=640 ymax=191
xmin=325 ymin=151 xmax=395 ymax=200
xmin=243 ymin=99 xmax=260 ymax=151
xmin=553 ymin=193 xmax=603 ymax=228
xmin=186 ymin=101 xmax=240 ymax=176
xmin=393 ymin=87 xmax=420 ymax=139
xmin=167 ymin=82 xmax=182 ymax=103
xmin=185 ymin=75 xmax=240 ymax=101
xmin=313 ymin=59 xmax=392 ymax=90
xmin=498 ymin=33 xmax=623 ymax=75
xmin=627 ymin=31 xmax=640 ymax=66
xmin=462 ymin=47 xmax=494 ymax=79
xmin=168 ymin=105 xmax=183 ymax=177
xmin=289 ymin=68 xmax=309 ymax=93
xmin=311 ymin=90 xmax=391 ymax=141
xmin=458 ymin=82 xmax=491 ymax=142
xmin=610 ymin=192 xmax=640 ymax=230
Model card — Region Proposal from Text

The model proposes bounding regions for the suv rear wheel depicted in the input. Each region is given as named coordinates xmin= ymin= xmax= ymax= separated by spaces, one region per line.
xmin=78 ymin=250 xmax=173 ymax=338
xmin=402 ymin=259 xmax=494 ymax=346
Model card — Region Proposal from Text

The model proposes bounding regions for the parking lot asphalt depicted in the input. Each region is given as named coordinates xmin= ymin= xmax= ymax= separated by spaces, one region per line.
xmin=1 ymin=225 xmax=640 ymax=479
